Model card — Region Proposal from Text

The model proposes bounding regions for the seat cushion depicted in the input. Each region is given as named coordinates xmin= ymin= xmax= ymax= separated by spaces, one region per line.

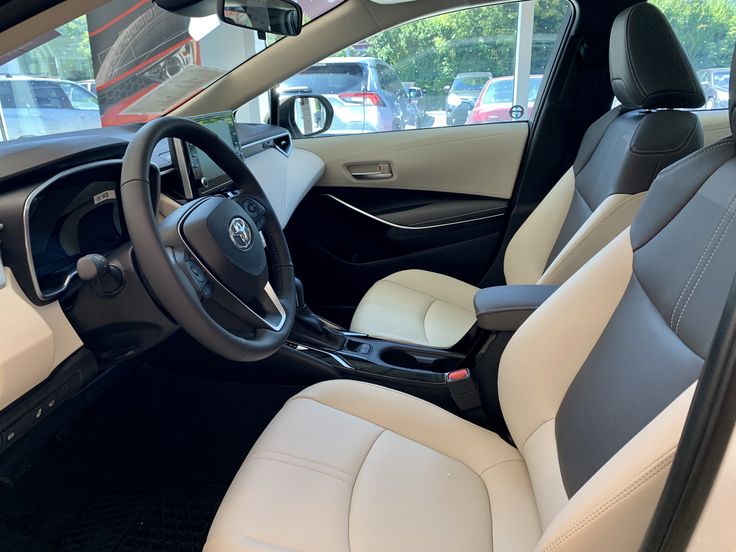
xmin=350 ymin=269 xmax=478 ymax=348
xmin=204 ymin=380 xmax=542 ymax=552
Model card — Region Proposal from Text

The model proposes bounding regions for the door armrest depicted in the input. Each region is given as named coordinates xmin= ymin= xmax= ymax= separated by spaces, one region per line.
xmin=473 ymin=285 xmax=558 ymax=332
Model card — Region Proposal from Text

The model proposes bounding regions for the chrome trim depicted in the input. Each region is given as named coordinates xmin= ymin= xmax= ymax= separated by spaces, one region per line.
xmin=323 ymin=194 xmax=504 ymax=230
xmin=159 ymin=167 xmax=176 ymax=176
xmin=23 ymin=159 xmax=130 ymax=302
xmin=288 ymin=341 xmax=352 ymax=369
xmin=175 ymin=199 xmax=286 ymax=332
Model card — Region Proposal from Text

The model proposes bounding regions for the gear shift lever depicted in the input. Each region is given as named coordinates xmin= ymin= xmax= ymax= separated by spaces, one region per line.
xmin=295 ymin=277 xmax=306 ymax=309
xmin=291 ymin=277 xmax=346 ymax=350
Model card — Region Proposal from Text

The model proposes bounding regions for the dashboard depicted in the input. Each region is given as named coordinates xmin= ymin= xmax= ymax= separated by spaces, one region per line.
xmin=0 ymin=113 xmax=324 ymax=306
xmin=25 ymin=160 xmax=159 ymax=301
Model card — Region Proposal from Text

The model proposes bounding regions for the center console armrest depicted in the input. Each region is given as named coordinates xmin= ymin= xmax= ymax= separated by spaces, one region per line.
xmin=473 ymin=285 xmax=558 ymax=332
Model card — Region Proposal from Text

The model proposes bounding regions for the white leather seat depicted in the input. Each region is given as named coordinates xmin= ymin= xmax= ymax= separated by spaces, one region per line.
xmin=205 ymin=380 xmax=541 ymax=552
xmin=349 ymin=269 xmax=478 ymax=348
xmin=350 ymin=4 xmax=705 ymax=348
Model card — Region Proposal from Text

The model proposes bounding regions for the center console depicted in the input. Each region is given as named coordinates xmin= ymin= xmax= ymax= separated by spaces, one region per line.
xmin=286 ymin=279 xmax=561 ymax=425
xmin=286 ymin=277 xmax=490 ymax=417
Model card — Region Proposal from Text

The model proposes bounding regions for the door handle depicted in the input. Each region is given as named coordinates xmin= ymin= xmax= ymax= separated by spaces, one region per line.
xmin=347 ymin=162 xmax=393 ymax=180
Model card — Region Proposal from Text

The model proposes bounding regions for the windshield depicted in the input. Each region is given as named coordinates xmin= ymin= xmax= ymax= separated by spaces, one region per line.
xmin=0 ymin=0 xmax=345 ymax=142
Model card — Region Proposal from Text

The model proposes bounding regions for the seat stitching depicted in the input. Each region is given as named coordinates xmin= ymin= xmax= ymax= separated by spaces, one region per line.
xmin=675 ymin=201 xmax=736 ymax=334
xmin=382 ymin=277 xmax=477 ymax=307
xmin=422 ymin=299 xmax=439 ymax=343
xmin=347 ymin=429 xmax=386 ymax=552
xmin=242 ymin=456 xmax=353 ymax=485
xmin=659 ymin=138 xmax=734 ymax=176
xmin=542 ymin=193 xmax=643 ymax=284
xmin=358 ymin=299 xmax=431 ymax=316
xmin=478 ymin=457 xmax=525 ymax=477
xmin=250 ymin=449 xmax=355 ymax=479
xmin=476 ymin=306 xmax=539 ymax=315
xmin=519 ymin=418 xmax=555 ymax=453
xmin=670 ymin=188 xmax=736 ymax=330
xmin=290 ymin=395 xmax=517 ymax=475
xmin=540 ymin=447 xmax=675 ymax=551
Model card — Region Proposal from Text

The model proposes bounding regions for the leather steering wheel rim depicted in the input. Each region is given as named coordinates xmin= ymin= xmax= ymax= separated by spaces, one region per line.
xmin=120 ymin=116 xmax=296 ymax=362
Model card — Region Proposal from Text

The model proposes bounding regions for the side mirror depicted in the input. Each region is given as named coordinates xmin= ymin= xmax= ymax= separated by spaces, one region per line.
xmin=444 ymin=85 xmax=451 ymax=92
xmin=278 ymin=95 xmax=334 ymax=138
xmin=218 ymin=0 xmax=303 ymax=36
xmin=409 ymin=87 xmax=423 ymax=99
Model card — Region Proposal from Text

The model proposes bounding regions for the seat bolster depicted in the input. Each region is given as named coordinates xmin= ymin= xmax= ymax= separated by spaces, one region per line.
xmin=504 ymin=167 xmax=576 ymax=285
xmin=539 ymin=192 xmax=646 ymax=285
xmin=500 ymin=230 xmax=635 ymax=450
xmin=535 ymin=384 xmax=695 ymax=552
xmin=350 ymin=269 xmax=478 ymax=348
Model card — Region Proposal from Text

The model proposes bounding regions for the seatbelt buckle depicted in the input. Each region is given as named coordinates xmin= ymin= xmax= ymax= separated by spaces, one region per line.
xmin=446 ymin=368 xmax=483 ymax=412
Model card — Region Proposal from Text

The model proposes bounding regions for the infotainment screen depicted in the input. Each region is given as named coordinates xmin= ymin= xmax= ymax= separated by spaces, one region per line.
xmin=182 ymin=111 xmax=244 ymax=195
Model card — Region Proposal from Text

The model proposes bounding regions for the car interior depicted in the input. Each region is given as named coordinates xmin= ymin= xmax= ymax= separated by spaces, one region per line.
xmin=0 ymin=0 xmax=736 ymax=551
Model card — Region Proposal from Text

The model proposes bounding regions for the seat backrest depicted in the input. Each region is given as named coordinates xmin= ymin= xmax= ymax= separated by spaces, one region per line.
xmin=498 ymin=35 xmax=736 ymax=552
xmin=504 ymin=3 xmax=705 ymax=287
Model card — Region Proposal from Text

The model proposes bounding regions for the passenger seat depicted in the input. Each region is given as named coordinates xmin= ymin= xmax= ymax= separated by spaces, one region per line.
xmin=350 ymin=3 xmax=705 ymax=348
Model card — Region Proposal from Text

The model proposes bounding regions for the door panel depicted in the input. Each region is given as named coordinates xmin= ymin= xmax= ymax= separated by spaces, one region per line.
xmin=286 ymin=186 xmax=510 ymax=327
xmin=696 ymin=110 xmax=732 ymax=146
xmin=296 ymin=122 xmax=529 ymax=198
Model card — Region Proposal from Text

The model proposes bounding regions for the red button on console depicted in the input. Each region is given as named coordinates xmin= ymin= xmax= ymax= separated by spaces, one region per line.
xmin=447 ymin=369 xmax=470 ymax=381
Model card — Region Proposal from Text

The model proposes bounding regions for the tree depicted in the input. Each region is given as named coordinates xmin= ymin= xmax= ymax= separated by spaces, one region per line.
xmin=651 ymin=0 xmax=736 ymax=70
xmin=362 ymin=0 xmax=570 ymax=108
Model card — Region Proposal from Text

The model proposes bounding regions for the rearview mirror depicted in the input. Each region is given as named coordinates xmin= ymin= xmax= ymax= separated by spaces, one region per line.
xmin=278 ymin=95 xmax=334 ymax=138
xmin=218 ymin=0 xmax=303 ymax=36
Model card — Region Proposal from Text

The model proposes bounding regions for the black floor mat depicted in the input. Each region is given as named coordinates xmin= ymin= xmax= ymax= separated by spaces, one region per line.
xmin=59 ymin=487 xmax=221 ymax=552
xmin=0 ymin=364 xmax=301 ymax=552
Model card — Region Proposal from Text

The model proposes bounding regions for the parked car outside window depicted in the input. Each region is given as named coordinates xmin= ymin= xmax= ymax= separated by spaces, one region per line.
xmin=280 ymin=57 xmax=425 ymax=134
xmin=697 ymin=68 xmax=730 ymax=109
xmin=467 ymin=74 xmax=543 ymax=124
xmin=445 ymin=72 xmax=492 ymax=126
xmin=0 ymin=76 xmax=101 ymax=140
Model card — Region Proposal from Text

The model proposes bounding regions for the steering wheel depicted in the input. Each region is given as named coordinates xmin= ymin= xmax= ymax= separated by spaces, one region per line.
xmin=120 ymin=117 xmax=296 ymax=361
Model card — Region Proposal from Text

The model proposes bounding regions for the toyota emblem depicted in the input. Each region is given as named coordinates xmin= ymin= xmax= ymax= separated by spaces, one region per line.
xmin=229 ymin=217 xmax=253 ymax=250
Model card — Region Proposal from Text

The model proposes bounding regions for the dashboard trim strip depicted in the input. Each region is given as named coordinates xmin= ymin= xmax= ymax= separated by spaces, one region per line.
xmin=322 ymin=193 xmax=505 ymax=230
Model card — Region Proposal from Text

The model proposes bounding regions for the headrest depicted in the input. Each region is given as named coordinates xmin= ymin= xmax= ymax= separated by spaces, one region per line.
xmin=730 ymin=45 xmax=736 ymax=134
xmin=609 ymin=3 xmax=704 ymax=109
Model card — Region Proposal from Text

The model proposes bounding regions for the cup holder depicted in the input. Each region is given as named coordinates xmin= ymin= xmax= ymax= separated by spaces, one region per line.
xmin=379 ymin=346 xmax=461 ymax=373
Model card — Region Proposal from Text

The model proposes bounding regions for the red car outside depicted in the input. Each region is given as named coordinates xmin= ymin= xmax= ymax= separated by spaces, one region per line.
xmin=467 ymin=74 xmax=543 ymax=124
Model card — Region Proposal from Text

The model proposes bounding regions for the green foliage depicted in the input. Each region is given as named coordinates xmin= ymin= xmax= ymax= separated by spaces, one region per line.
xmin=360 ymin=0 xmax=571 ymax=108
xmin=651 ymin=0 xmax=736 ymax=70
xmin=13 ymin=16 xmax=94 ymax=81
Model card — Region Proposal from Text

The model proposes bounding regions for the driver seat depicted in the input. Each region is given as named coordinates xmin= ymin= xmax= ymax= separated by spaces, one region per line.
xmin=204 ymin=21 xmax=736 ymax=552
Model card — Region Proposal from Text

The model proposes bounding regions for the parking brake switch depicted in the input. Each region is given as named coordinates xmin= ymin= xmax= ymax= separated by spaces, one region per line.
xmin=77 ymin=254 xmax=124 ymax=296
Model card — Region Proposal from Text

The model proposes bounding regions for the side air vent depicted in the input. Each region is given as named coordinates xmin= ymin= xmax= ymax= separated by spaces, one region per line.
xmin=273 ymin=133 xmax=292 ymax=157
